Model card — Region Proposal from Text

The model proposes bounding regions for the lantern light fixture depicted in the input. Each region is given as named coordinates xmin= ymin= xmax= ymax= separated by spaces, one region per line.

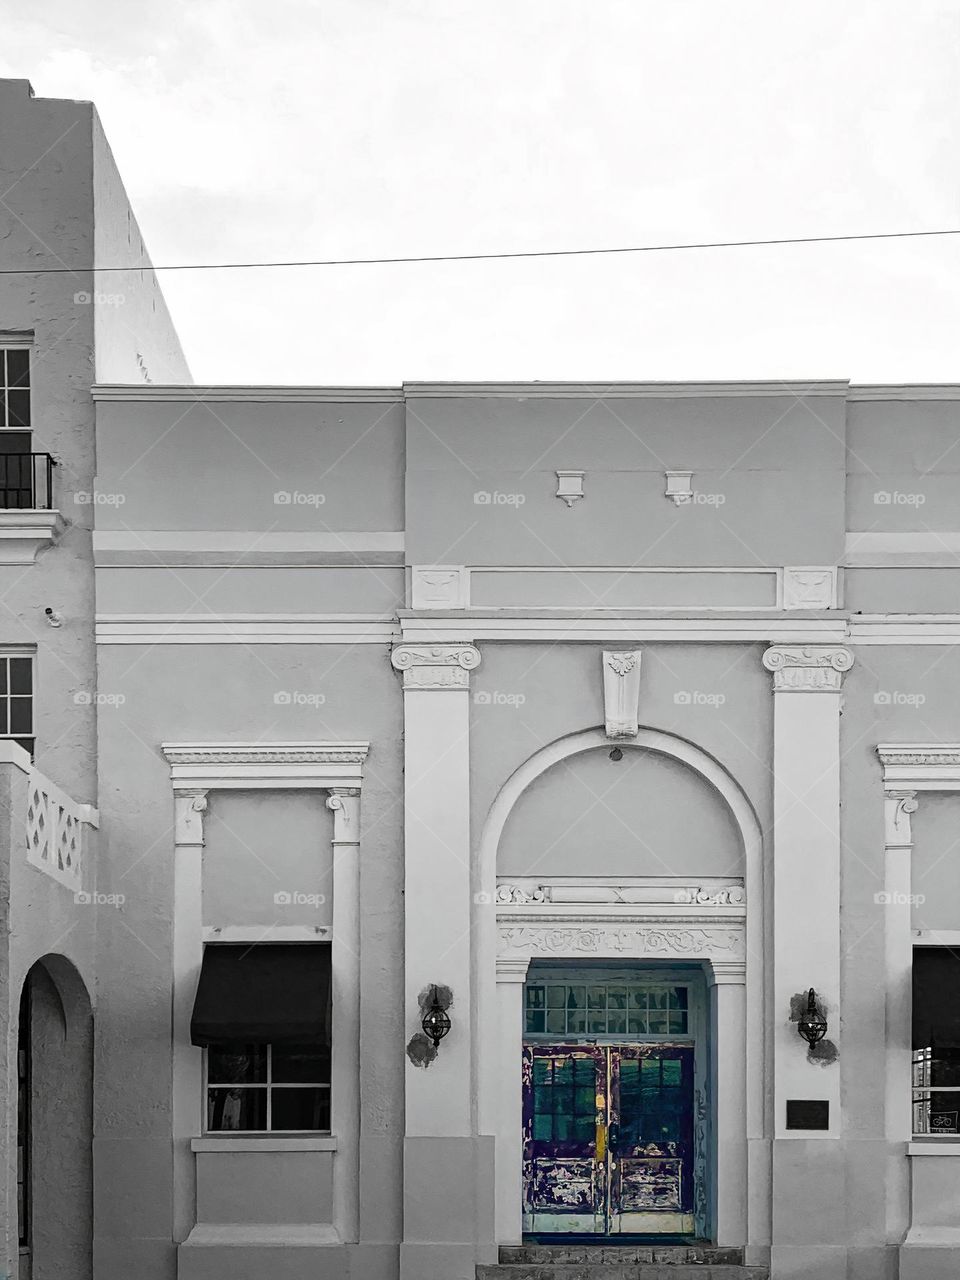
xmin=421 ymin=986 xmax=451 ymax=1048
xmin=797 ymin=988 xmax=827 ymax=1046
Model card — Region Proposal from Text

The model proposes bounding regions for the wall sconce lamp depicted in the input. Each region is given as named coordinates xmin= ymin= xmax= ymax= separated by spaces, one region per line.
xmin=797 ymin=988 xmax=827 ymax=1046
xmin=421 ymin=987 xmax=451 ymax=1048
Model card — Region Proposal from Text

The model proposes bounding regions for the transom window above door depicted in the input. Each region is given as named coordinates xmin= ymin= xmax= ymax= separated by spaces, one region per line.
xmin=525 ymin=982 xmax=689 ymax=1037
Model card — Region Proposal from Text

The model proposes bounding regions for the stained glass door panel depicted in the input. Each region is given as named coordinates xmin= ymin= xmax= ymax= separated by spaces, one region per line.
xmin=522 ymin=1046 xmax=607 ymax=1233
xmin=610 ymin=1045 xmax=695 ymax=1234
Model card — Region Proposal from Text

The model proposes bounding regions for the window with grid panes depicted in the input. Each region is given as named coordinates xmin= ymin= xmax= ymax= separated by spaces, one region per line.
xmin=0 ymin=348 xmax=30 ymax=429
xmin=0 ymin=654 xmax=33 ymax=757
xmin=525 ymin=982 xmax=689 ymax=1037
xmin=531 ymin=1054 xmax=596 ymax=1144
xmin=206 ymin=1042 xmax=331 ymax=1132
xmin=0 ymin=348 xmax=33 ymax=509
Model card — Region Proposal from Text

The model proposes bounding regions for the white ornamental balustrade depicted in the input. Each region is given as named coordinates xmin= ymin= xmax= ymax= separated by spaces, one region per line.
xmin=25 ymin=767 xmax=98 ymax=892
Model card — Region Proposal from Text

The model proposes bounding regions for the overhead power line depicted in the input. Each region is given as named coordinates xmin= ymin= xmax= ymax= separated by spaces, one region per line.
xmin=0 ymin=226 xmax=958 ymax=276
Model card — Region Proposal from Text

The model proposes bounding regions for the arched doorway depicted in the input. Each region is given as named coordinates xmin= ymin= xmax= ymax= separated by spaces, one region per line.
xmin=17 ymin=955 xmax=93 ymax=1280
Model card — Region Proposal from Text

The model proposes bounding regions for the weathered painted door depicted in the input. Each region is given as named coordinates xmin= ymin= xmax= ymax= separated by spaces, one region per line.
xmin=523 ymin=1044 xmax=695 ymax=1235
xmin=609 ymin=1045 xmax=695 ymax=1234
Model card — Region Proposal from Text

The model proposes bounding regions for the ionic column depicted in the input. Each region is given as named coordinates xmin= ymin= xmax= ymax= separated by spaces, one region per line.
xmin=708 ymin=961 xmax=747 ymax=1246
xmin=494 ymin=957 xmax=530 ymax=1247
xmin=327 ymin=787 xmax=361 ymax=1244
xmin=882 ymin=788 xmax=918 ymax=1241
xmin=391 ymin=643 xmax=489 ymax=1280
xmin=171 ymin=788 xmax=207 ymax=1241
xmin=761 ymin=645 xmax=853 ymax=1139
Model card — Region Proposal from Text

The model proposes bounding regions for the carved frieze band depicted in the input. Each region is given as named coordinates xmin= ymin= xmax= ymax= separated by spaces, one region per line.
xmin=762 ymin=644 xmax=854 ymax=692
xmin=391 ymin=643 xmax=482 ymax=690
xmin=496 ymin=882 xmax=745 ymax=906
xmin=498 ymin=923 xmax=745 ymax=958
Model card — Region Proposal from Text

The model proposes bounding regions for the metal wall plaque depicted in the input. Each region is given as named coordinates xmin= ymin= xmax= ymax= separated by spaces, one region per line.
xmin=786 ymin=1099 xmax=829 ymax=1130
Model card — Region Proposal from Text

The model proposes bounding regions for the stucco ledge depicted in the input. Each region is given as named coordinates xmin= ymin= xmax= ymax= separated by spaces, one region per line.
xmin=0 ymin=509 xmax=66 ymax=564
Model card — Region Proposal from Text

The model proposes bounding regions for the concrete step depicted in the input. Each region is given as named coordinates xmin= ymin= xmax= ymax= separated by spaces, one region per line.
xmin=478 ymin=1267 xmax=770 ymax=1280
xmin=500 ymin=1246 xmax=746 ymax=1265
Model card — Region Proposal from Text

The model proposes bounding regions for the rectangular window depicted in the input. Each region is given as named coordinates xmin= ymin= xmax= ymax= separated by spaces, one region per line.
xmin=0 ymin=348 xmax=39 ymax=509
xmin=912 ymin=947 xmax=960 ymax=1136
xmin=0 ymin=348 xmax=30 ymax=429
xmin=206 ymin=1042 xmax=331 ymax=1133
xmin=0 ymin=653 xmax=33 ymax=757
xmin=525 ymin=982 xmax=689 ymax=1038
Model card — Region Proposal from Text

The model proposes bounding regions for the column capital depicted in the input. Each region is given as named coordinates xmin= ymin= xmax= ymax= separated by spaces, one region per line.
xmin=327 ymin=788 xmax=360 ymax=844
xmin=883 ymin=790 xmax=919 ymax=848
xmin=496 ymin=956 xmax=531 ymax=983
xmin=762 ymin=644 xmax=854 ymax=692
xmin=173 ymin=789 xmax=207 ymax=846
xmin=706 ymin=959 xmax=747 ymax=986
xmin=391 ymin=643 xmax=481 ymax=690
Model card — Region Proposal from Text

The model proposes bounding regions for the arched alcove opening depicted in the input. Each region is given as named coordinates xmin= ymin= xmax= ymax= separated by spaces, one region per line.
xmin=18 ymin=954 xmax=93 ymax=1280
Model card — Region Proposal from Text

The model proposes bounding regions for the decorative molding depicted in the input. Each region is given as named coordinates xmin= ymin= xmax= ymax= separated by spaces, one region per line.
xmin=401 ymin=614 xmax=847 ymax=643
xmin=555 ymin=470 xmax=584 ymax=507
xmin=403 ymin=380 xmax=851 ymax=398
xmin=496 ymin=880 xmax=745 ymax=907
xmin=92 ymin=384 xmax=402 ymax=402
xmin=495 ymin=956 xmax=531 ymax=983
xmin=878 ymin=744 xmax=960 ymax=791
xmin=602 ymin=649 xmax=642 ymax=738
xmin=203 ymin=925 xmax=330 ymax=943
xmin=391 ymin=643 xmax=481 ymax=690
xmin=161 ymin=741 xmax=369 ymax=791
xmin=847 ymin=385 xmax=960 ymax=401
xmin=327 ymin=788 xmax=361 ymax=844
xmin=782 ymin=566 xmax=838 ymax=610
xmin=93 ymin=530 xmax=403 ymax=554
xmin=191 ymin=1136 xmax=338 ymax=1153
xmin=173 ymin=789 xmax=208 ymax=846
xmin=410 ymin=566 xmax=468 ymax=610
xmin=96 ymin=614 xmax=400 ymax=645
xmin=762 ymin=644 xmax=854 ymax=691
xmin=498 ymin=923 xmax=744 ymax=958
xmin=664 ymin=471 xmax=693 ymax=506
xmin=0 ymin=510 xmax=66 ymax=564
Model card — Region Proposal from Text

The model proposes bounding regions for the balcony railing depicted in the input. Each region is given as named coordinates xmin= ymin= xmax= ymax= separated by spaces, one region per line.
xmin=0 ymin=453 xmax=55 ymax=509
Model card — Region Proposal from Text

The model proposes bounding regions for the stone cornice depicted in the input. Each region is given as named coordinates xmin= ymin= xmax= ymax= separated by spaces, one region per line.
xmin=391 ymin=643 xmax=481 ymax=690
xmin=878 ymin=744 xmax=960 ymax=791
xmin=762 ymin=644 xmax=854 ymax=691
xmin=161 ymin=741 xmax=369 ymax=791
xmin=92 ymin=385 xmax=402 ymax=403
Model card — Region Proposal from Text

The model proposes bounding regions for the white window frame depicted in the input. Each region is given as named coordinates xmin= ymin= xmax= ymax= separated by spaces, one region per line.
xmin=0 ymin=647 xmax=35 ymax=756
xmin=204 ymin=1041 xmax=332 ymax=1135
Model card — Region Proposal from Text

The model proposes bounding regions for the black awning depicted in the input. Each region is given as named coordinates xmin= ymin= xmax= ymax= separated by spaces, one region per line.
xmin=190 ymin=943 xmax=331 ymax=1047
xmin=913 ymin=946 xmax=960 ymax=1050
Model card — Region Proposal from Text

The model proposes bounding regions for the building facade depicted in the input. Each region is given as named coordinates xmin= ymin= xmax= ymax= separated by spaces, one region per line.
xmin=5 ymin=77 xmax=960 ymax=1280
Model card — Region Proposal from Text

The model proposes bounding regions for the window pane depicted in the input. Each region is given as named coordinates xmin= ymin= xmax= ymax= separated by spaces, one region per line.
xmin=647 ymin=1013 xmax=668 ymax=1034
xmin=588 ymin=1014 xmax=606 ymax=1034
xmin=662 ymin=1058 xmax=682 ymax=1086
xmin=546 ymin=1009 xmax=565 ymax=1035
xmin=547 ymin=985 xmax=566 ymax=1008
xmin=526 ymin=1009 xmax=545 ymax=1034
xmin=673 ymin=987 xmax=689 ymax=1009
xmin=567 ymin=985 xmax=585 ymax=1010
xmin=607 ymin=986 xmax=626 ymax=1009
xmin=628 ymin=1015 xmax=647 ymax=1035
xmin=272 ymin=1042 xmax=330 ymax=1084
xmin=668 ymin=1012 xmax=688 ymax=1034
xmin=7 ymin=391 xmax=29 ymax=428
xmin=568 ymin=1009 xmax=586 ymax=1034
xmin=9 ymin=659 xmax=31 ymax=695
xmin=587 ymin=985 xmax=606 ymax=1010
xmin=0 ymin=661 xmax=7 ymax=695
xmin=533 ymin=1113 xmax=551 ymax=1141
xmin=526 ymin=985 xmax=544 ymax=1009
xmin=9 ymin=698 xmax=31 ymax=735
xmin=272 ymin=1086 xmax=330 ymax=1131
xmin=207 ymin=1087 xmax=266 ymax=1131
xmin=6 ymin=351 xmax=29 ymax=388
xmin=207 ymin=1043 xmax=267 ymax=1084
xmin=608 ymin=1012 xmax=626 ymax=1034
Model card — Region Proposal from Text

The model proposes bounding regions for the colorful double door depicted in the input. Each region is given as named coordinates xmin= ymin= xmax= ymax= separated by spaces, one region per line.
xmin=522 ymin=1044 xmax=695 ymax=1235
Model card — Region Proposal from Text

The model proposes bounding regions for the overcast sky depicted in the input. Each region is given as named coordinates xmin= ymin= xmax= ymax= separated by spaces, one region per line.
xmin=3 ymin=1 xmax=959 ymax=384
